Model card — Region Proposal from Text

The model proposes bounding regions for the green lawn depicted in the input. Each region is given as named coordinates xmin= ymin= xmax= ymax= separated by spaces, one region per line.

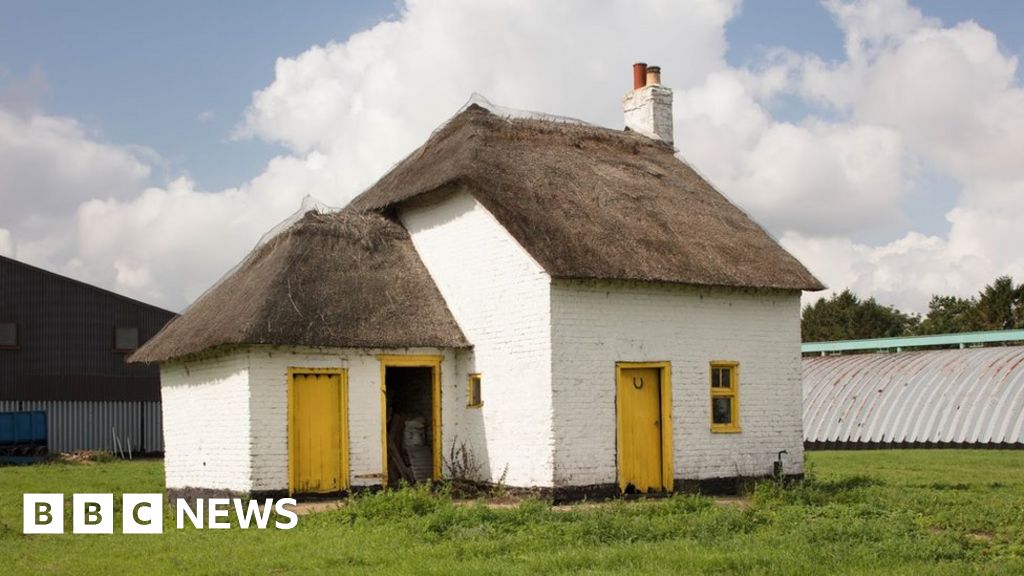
xmin=2 ymin=450 xmax=1023 ymax=575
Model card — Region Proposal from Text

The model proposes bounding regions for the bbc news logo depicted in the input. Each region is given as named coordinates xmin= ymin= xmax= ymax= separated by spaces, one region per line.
xmin=23 ymin=494 xmax=298 ymax=534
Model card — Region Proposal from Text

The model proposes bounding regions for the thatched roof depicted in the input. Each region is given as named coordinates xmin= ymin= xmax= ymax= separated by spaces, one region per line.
xmin=349 ymin=105 xmax=824 ymax=291
xmin=130 ymin=210 xmax=468 ymax=363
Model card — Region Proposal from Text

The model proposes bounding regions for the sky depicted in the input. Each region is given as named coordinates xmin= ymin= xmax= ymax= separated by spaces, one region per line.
xmin=1 ymin=0 xmax=1023 ymax=314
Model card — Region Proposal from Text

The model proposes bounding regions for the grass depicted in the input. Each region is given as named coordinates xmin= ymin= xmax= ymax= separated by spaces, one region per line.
xmin=1 ymin=450 xmax=1022 ymax=574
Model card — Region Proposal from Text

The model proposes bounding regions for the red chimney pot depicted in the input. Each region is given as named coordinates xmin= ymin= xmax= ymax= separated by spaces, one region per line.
xmin=632 ymin=62 xmax=648 ymax=90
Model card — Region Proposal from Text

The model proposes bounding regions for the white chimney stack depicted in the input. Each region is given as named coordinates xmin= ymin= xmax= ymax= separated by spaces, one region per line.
xmin=622 ymin=62 xmax=673 ymax=145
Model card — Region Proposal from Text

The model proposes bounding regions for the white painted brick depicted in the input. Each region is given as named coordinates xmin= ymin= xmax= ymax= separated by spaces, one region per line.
xmin=162 ymin=345 xmax=459 ymax=492
xmin=550 ymin=280 xmax=805 ymax=485
xmin=622 ymin=84 xmax=673 ymax=144
xmin=161 ymin=352 xmax=252 ymax=492
xmin=162 ymin=190 xmax=806 ymax=494
xmin=401 ymin=190 xmax=555 ymax=487
xmin=245 ymin=346 xmax=458 ymax=491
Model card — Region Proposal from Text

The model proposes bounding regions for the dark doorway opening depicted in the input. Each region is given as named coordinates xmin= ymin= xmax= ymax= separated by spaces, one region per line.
xmin=385 ymin=366 xmax=435 ymax=488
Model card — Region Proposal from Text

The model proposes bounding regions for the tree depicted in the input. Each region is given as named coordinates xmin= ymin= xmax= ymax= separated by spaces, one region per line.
xmin=915 ymin=295 xmax=980 ymax=335
xmin=974 ymin=276 xmax=1024 ymax=330
xmin=802 ymin=289 xmax=919 ymax=342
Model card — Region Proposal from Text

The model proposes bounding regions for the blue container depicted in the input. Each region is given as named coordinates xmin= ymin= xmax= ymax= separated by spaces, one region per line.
xmin=0 ymin=410 xmax=47 ymax=446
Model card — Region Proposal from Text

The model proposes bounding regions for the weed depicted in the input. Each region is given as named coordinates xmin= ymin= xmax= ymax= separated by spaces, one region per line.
xmin=2 ymin=450 xmax=1024 ymax=574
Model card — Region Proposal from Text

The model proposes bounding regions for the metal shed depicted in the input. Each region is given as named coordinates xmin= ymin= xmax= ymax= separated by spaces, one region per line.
xmin=0 ymin=255 xmax=175 ymax=454
xmin=803 ymin=332 xmax=1024 ymax=448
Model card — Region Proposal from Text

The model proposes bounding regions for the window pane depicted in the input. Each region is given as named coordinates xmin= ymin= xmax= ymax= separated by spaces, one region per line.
xmin=469 ymin=376 xmax=481 ymax=406
xmin=712 ymin=397 xmax=733 ymax=425
xmin=720 ymin=368 xmax=731 ymax=388
xmin=711 ymin=368 xmax=720 ymax=387
xmin=0 ymin=323 xmax=16 ymax=347
xmin=115 ymin=327 xmax=139 ymax=350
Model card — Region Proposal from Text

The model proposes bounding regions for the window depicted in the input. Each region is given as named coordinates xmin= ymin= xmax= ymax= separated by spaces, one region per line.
xmin=710 ymin=361 xmax=739 ymax=432
xmin=467 ymin=374 xmax=483 ymax=408
xmin=0 ymin=322 xmax=17 ymax=349
xmin=114 ymin=327 xmax=139 ymax=352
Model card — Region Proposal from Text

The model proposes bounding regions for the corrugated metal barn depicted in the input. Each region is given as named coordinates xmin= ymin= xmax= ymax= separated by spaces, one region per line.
xmin=0 ymin=255 xmax=175 ymax=454
xmin=803 ymin=331 xmax=1024 ymax=448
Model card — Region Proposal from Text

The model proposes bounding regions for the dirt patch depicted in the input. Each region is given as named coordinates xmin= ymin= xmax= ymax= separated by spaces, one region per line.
xmin=285 ymin=491 xmax=751 ymax=516
xmin=55 ymin=451 xmax=115 ymax=465
xmin=712 ymin=496 xmax=752 ymax=510
xmin=285 ymin=499 xmax=346 ymax=516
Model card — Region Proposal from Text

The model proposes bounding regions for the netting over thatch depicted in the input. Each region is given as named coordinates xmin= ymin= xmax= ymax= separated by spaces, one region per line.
xmin=130 ymin=210 xmax=468 ymax=363
xmin=349 ymin=104 xmax=823 ymax=291
xmin=135 ymin=99 xmax=822 ymax=363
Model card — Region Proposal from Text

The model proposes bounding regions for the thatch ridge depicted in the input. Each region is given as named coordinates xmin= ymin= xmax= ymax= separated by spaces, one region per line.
xmin=130 ymin=210 xmax=468 ymax=363
xmin=349 ymin=105 xmax=824 ymax=291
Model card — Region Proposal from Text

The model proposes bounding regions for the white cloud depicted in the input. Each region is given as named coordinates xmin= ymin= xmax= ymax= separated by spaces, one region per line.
xmin=66 ymin=0 xmax=745 ymax=308
xmin=775 ymin=1 xmax=1024 ymax=311
xmin=781 ymin=231 xmax=992 ymax=313
xmin=674 ymin=69 xmax=912 ymax=236
xmin=237 ymin=0 xmax=739 ymax=171
xmin=0 ymin=228 xmax=12 ymax=257
xmin=2 ymin=0 xmax=1023 ymax=318
xmin=824 ymin=0 xmax=936 ymax=62
xmin=0 ymin=108 xmax=150 ymax=224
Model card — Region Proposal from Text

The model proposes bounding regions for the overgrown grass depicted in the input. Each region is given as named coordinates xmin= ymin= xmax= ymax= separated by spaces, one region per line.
xmin=1 ymin=451 xmax=1023 ymax=574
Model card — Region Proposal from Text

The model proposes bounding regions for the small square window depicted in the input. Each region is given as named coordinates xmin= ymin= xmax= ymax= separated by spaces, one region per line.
xmin=0 ymin=322 xmax=17 ymax=348
xmin=467 ymin=374 xmax=483 ymax=408
xmin=114 ymin=327 xmax=139 ymax=351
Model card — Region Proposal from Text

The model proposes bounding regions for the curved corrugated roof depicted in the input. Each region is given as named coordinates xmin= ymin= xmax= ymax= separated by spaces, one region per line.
xmin=803 ymin=346 xmax=1024 ymax=445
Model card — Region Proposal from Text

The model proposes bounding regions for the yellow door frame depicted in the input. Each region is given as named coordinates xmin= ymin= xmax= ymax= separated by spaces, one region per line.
xmin=378 ymin=354 xmax=443 ymax=486
xmin=287 ymin=367 xmax=349 ymax=495
xmin=615 ymin=361 xmax=674 ymax=492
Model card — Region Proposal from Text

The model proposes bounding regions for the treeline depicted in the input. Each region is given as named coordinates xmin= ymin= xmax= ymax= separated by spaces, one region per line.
xmin=802 ymin=276 xmax=1024 ymax=342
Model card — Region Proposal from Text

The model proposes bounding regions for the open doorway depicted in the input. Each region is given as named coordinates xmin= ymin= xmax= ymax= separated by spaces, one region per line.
xmin=380 ymin=356 xmax=441 ymax=488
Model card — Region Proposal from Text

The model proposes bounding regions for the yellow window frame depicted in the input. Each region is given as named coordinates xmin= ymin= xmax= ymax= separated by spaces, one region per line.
xmin=378 ymin=354 xmax=443 ymax=486
xmin=467 ymin=373 xmax=483 ymax=408
xmin=709 ymin=361 xmax=740 ymax=433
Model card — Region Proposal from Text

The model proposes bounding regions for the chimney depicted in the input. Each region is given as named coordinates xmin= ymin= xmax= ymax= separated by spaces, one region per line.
xmin=645 ymin=65 xmax=661 ymax=86
xmin=632 ymin=62 xmax=648 ymax=90
xmin=622 ymin=62 xmax=673 ymax=145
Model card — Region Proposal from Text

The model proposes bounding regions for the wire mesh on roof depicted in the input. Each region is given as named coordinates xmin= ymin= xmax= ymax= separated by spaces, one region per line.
xmin=181 ymin=195 xmax=338 ymax=315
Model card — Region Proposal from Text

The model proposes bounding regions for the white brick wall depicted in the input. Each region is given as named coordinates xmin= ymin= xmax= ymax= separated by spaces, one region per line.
xmin=246 ymin=345 xmax=457 ymax=491
xmin=622 ymin=84 xmax=673 ymax=144
xmin=400 ymin=190 xmax=555 ymax=487
xmin=162 ymin=345 xmax=459 ymax=493
xmin=162 ymin=192 xmax=805 ymax=493
xmin=550 ymin=280 xmax=805 ymax=485
xmin=161 ymin=352 xmax=252 ymax=492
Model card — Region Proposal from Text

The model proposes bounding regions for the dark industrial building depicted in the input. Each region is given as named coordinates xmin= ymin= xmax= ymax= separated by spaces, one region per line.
xmin=0 ymin=255 xmax=175 ymax=454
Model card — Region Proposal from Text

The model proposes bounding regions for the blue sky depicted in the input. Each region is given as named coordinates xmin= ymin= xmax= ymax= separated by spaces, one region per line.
xmin=1 ymin=1 xmax=1023 ymax=312
xmin=1 ymin=1 xmax=397 ymax=190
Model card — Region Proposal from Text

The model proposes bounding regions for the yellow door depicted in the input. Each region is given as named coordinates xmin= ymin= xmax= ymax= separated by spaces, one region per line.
xmin=290 ymin=371 xmax=348 ymax=494
xmin=617 ymin=367 xmax=664 ymax=492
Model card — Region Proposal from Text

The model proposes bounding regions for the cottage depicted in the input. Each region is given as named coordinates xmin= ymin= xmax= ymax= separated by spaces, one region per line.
xmin=132 ymin=64 xmax=823 ymax=499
